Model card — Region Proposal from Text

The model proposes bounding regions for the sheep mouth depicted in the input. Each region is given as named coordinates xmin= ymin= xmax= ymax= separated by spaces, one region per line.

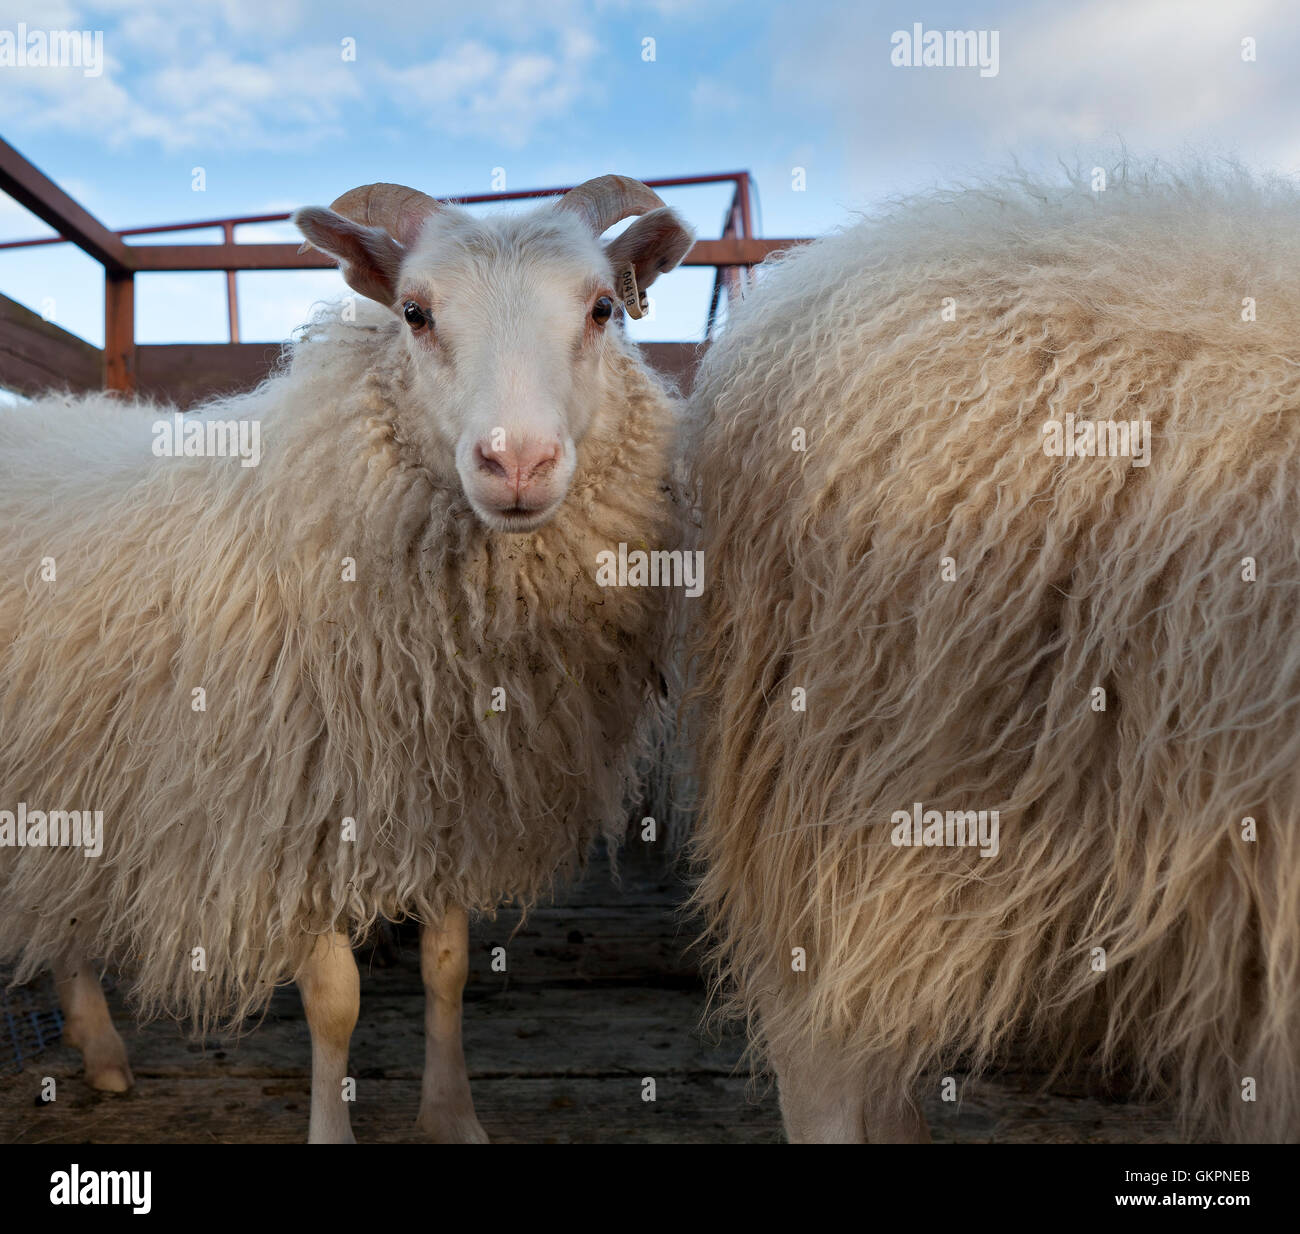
xmin=471 ymin=497 xmax=561 ymax=534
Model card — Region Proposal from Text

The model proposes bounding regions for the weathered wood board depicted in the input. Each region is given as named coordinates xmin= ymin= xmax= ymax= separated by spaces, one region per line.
xmin=0 ymin=850 xmax=1179 ymax=1144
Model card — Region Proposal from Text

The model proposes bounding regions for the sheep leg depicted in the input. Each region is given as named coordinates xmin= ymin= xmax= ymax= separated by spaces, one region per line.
xmin=861 ymin=1076 xmax=931 ymax=1144
xmin=763 ymin=984 xmax=930 ymax=1144
xmin=770 ymin=1034 xmax=868 ymax=1143
xmin=297 ymin=930 xmax=359 ymax=1144
xmin=772 ymin=1040 xmax=931 ymax=1143
xmin=55 ymin=956 xmax=134 ymax=1093
xmin=417 ymin=908 xmax=488 ymax=1143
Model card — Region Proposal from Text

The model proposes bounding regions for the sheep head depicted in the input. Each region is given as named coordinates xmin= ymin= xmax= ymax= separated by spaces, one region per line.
xmin=292 ymin=175 xmax=693 ymax=533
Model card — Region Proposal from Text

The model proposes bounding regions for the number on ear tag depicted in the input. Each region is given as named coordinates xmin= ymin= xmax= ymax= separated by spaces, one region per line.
xmin=618 ymin=266 xmax=648 ymax=319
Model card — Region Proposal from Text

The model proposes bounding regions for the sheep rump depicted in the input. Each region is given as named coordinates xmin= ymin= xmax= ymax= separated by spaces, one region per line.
xmin=0 ymin=303 xmax=678 ymax=1029
xmin=687 ymin=164 xmax=1300 ymax=1141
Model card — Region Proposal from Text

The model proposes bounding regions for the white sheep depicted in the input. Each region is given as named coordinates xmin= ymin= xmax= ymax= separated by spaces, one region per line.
xmin=687 ymin=165 xmax=1300 ymax=1143
xmin=0 ymin=175 xmax=693 ymax=1143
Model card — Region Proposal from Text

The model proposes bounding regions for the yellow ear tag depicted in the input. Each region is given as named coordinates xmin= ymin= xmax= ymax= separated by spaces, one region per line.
xmin=618 ymin=266 xmax=648 ymax=319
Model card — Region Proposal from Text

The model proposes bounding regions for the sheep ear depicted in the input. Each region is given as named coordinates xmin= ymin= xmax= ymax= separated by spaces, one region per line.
xmin=605 ymin=208 xmax=693 ymax=318
xmin=292 ymin=206 xmax=403 ymax=308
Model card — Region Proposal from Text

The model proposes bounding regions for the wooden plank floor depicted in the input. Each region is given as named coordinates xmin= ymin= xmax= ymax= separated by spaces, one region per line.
xmin=0 ymin=848 xmax=1178 ymax=1144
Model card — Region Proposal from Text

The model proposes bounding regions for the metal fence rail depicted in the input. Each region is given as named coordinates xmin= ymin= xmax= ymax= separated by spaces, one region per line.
xmin=0 ymin=138 xmax=804 ymax=397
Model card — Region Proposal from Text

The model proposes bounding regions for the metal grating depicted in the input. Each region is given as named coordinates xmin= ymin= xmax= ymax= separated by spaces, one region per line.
xmin=0 ymin=967 xmax=63 ymax=1076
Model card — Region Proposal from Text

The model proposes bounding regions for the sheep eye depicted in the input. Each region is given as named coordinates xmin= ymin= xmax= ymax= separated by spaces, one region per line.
xmin=403 ymin=300 xmax=429 ymax=329
xmin=591 ymin=296 xmax=613 ymax=325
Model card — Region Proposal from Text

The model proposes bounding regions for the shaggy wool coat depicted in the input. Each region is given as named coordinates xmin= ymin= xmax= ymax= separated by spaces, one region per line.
xmin=0 ymin=306 xmax=679 ymax=1028
xmin=687 ymin=166 xmax=1300 ymax=1142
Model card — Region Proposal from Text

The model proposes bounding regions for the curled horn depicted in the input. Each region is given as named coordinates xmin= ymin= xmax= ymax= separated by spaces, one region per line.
xmin=298 ymin=182 xmax=439 ymax=253
xmin=556 ymin=174 xmax=666 ymax=236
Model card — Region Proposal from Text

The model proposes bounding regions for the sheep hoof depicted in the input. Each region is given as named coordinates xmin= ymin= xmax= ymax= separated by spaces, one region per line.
xmin=417 ymin=1105 xmax=489 ymax=1144
xmin=86 ymin=1061 xmax=134 ymax=1093
xmin=67 ymin=1026 xmax=135 ymax=1093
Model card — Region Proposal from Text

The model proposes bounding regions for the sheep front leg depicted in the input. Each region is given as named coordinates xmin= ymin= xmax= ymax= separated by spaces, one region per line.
xmin=417 ymin=908 xmax=488 ymax=1143
xmin=762 ymin=988 xmax=929 ymax=1143
xmin=776 ymin=1040 xmax=934 ymax=1143
xmin=770 ymin=1034 xmax=867 ymax=1143
xmin=55 ymin=956 xmax=134 ymax=1093
xmin=773 ymin=1041 xmax=930 ymax=1143
xmin=861 ymin=1076 xmax=931 ymax=1144
xmin=297 ymin=931 xmax=360 ymax=1144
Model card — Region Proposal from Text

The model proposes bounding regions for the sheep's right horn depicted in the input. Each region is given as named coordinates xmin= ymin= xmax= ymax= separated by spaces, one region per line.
xmin=556 ymin=175 xmax=666 ymax=236
xmin=305 ymin=182 xmax=440 ymax=252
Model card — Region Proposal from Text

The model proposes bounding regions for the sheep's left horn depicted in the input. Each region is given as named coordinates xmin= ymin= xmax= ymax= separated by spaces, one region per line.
xmin=313 ymin=182 xmax=440 ymax=251
xmin=556 ymin=175 xmax=666 ymax=236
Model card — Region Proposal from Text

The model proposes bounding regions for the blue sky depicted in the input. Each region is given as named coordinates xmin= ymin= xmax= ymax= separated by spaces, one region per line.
xmin=1 ymin=0 xmax=1298 ymax=351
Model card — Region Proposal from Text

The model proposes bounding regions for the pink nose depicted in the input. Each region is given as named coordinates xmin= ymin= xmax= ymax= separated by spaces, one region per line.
xmin=473 ymin=437 xmax=561 ymax=497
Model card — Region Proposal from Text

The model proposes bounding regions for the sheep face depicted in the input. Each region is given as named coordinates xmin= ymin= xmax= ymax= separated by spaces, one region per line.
xmin=399 ymin=210 xmax=623 ymax=533
xmin=293 ymin=177 xmax=692 ymax=534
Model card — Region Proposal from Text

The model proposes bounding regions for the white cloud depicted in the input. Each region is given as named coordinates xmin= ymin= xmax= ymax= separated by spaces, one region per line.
xmin=0 ymin=3 xmax=602 ymax=151
xmin=377 ymin=29 xmax=599 ymax=148
xmin=989 ymin=0 xmax=1285 ymax=146
xmin=1 ymin=37 xmax=363 ymax=152
xmin=770 ymin=0 xmax=1300 ymax=201
xmin=0 ymin=0 xmax=80 ymax=27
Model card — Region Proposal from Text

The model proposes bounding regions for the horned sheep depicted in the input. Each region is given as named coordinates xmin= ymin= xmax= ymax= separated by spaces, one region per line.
xmin=0 ymin=174 xmax=692 ymax=1143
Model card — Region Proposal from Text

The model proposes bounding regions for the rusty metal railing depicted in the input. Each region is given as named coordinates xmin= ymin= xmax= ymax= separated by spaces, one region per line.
xmin=0 ymin=139 xmax=800 ymax=393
